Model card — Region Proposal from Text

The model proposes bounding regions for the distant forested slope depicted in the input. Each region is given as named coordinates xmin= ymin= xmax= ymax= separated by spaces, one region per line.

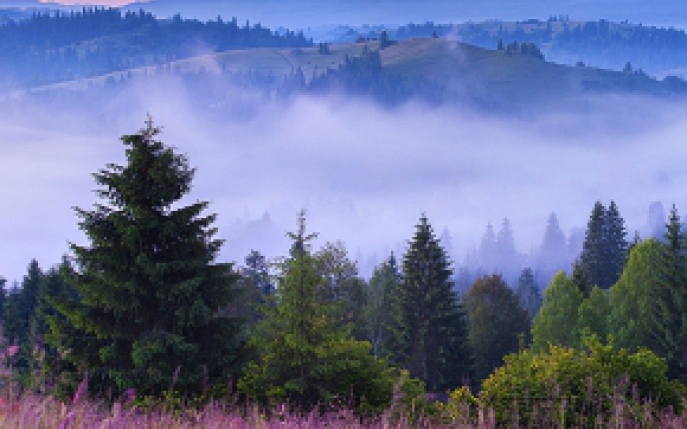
xmin=377 ymin=19 xmax=687 ymax=75
xmin=0 ymin=8 xmax=311 ymax=87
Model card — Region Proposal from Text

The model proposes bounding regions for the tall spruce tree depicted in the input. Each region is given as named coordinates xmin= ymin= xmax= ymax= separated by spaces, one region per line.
xmin=366 ymin=253 xmax=400 ymax=358
xmin=605 ymin=201 xmax=629 ymax=283
xmin=515 ymin=268 xmax=542 ymax=319
xmin=650 ymin=205 xmax=687 ymax=381
xmin=47 ymin=119 xmax=244 ymax=397
xmin=388 ymin=215 xmax=470 ymax=391
xmin=579 ymin=201 xmax=628 ymax=290
xmin=580 ymin=201 xmax=607 ymax=289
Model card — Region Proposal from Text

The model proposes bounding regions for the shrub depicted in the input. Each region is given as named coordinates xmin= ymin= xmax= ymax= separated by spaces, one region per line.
xmin=479 ymin=334 xmax=685 ymax=426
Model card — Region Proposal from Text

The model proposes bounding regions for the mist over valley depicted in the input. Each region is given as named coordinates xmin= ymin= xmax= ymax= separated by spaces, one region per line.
xmin=0 ymin=4 xmax=685 ymax=291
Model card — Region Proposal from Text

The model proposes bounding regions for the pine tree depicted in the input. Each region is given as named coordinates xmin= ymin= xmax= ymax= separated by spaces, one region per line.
xmin=515 ymin=268 xmax=542 ymax=319
xmin=47 ymin=118 xmax=244 ymax=397
xmin=388 ymin=215 xmax=470 ymax=391
xmin=580 ymin=201 xmax=606 ymax=289
xmin=239 ymin=211 xmax=394 ymax=411
xmin=605 ymin=201 xmax=629 ymax=284
xmin=579 ymin=201 xmax=628 ymax=290
xmin=650 ymin=205 xmax=687 ymax=381
xmin=366 ymin=253 xmax=400 ymax=358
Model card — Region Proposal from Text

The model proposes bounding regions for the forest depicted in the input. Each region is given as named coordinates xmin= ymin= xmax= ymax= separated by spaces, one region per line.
xmin=0 ymin=8 xmax=311 ymax=87
xmin=1 ymin=119 xmax=687 ymax=428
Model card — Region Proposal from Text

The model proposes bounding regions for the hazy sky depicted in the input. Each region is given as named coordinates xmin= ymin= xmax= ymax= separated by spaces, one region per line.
xmin=1 ymin=75 xmax=685 ymax=283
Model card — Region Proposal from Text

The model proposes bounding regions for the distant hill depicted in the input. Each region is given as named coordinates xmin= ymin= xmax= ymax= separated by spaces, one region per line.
xmin=14 ymin=36 xmax=687 ymax=115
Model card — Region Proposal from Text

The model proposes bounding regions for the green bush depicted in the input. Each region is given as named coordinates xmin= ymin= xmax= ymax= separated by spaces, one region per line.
xmin=479 ymin=334 xmax=684 ymax=426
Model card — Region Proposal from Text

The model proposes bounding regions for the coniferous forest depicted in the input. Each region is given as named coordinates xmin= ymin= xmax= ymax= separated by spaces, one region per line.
xmin=2 ymin=6 xmax=687 ymax=429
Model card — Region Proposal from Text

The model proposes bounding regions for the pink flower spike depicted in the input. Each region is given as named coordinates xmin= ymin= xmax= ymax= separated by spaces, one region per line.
xmin=6 ymin=345 xmax=19 ymax=358
xmin=72 ymin=376 xmax=88 ymax=405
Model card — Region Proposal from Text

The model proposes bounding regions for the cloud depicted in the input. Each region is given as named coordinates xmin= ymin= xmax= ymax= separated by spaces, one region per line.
xmin=0 ymin=78 xmax=686 ymax=283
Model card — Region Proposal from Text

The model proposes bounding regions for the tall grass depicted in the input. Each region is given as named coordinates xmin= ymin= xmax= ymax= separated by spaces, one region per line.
xmin=1 ymin=391 xmax=687 ymax=428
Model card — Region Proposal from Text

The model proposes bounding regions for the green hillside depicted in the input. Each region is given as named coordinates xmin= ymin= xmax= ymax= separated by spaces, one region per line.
xmin=14 ymin=37 xmax=687 ymax=111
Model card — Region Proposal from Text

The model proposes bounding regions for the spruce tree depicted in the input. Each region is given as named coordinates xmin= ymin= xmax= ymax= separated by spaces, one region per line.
xmin=580 ymin=201 xmax=606 ymax=289
xmin=47 ymin=119 xmax=244 ymax=397
xmin=239 ymin=211 xmax=394 ymax=411
xmin=388 ymin=215 xmax=470 ymax=391
xmin=515 ymin=268 xmax=542 ymax=319
xmin=650 ymin=205 xmax=687 ymax=381
xmin=579 ymin=201 xmax=628 ymax=290
xmin=366 ymin=253 xmax=400 ymax=358
xmin=605 ymin=201 xmax=629 ymax=284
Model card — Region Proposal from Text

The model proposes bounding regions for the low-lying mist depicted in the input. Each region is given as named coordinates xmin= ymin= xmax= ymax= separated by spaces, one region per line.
xmin=1 ymin=77 xmax=685 ymax=284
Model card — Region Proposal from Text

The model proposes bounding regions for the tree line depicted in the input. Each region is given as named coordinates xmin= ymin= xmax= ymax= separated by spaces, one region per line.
xmin=0 ymin=119 xmax=685 ymax=411
xmin=0 ymin=8 xmax=312 ymax=87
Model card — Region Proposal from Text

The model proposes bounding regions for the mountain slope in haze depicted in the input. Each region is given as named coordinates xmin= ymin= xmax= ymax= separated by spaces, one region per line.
xmin=19 ymin=36 xmax=687 ymax=116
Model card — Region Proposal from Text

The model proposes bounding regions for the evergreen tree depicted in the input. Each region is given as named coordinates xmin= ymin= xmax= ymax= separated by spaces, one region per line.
xmin=465 ymin=274 xmax=530 ymax=381
xmin=650 ymin=205 xmax=687 ymax=381
xmin=515 ymin=268 xmax=542 ymax=319
xmin=47 ymin=118 xmax=244 ymax=397
xmin=366 ymin=253 xmax=400 ymax=358
xmin=571 ymin=259 xmax=592 ymax=298
xmin=579 ymin=201 xmax=628 ymax=290
xmin=315 ymin=241 xmax=367 ymax=340
xmin=17 ymin=260 xmax=44 ymax=347
xmin=388 ymin=215 xmax=470 ymax=391
xmin=239 ymin=211 xmax=394 ymax=411
xmin=605 ymin=201 xmax=629 ymax=283
xmin=538 ymin=212 xmax=568 ymax=284
xmin=580 ymin=201 xmax=607 ymax=289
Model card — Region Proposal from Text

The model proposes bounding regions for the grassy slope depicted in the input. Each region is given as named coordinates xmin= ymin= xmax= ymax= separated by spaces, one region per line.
xmin=19 ymin=37 xmax=685 ymax=106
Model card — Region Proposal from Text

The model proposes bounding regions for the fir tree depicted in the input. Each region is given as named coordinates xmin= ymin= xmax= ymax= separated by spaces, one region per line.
xmin=605 ymin=201 xmax=629 ymax=283
xmin=580 ymin=201 xmax=606 ymax=289
xmin=47 ymin=118 xmax=244 ymax=397
xmin=366 ymin=253 xmax=400 ymax=358
xmin=515 ymin=268 xmax=542 ymax=319
xmin=388 ymin=215 xmax=470 ymax=391
xmin=579 ymin=201 xmax=628 ymax=290
xmin=239 ymin=211 xmax=394 ymax=411
xmin=650 ymin=205 xmax=687 ymax=381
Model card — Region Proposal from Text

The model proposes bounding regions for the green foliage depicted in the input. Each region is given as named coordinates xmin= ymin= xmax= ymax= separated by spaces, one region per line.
xmin=387 ymin=215 xmax=470 ymax=392
xmin=238 ymin=212 xmax=395 ymax=413
xmin=464 ymin=274 xmax=530 ymax=382
xmin=650 ymin=205 xmax=687 ymax=381
xmin=47 ymin=118 xmax=245 ymax=398
xmin=579 ymin=201 xmax=628 ymax=290
xmin=365 ymin=254 xmax=400 ymax=358
xmin=609 ymin=238 xmax=661 ymax=350
xmin=515 ymin=268 xmax=542 ymax=320
xmin=532 ymin=272 xmax=583 ymax=351
xmin=315 ymin=241 xmax=367 ymax=340
xmin=480 ymin=335 xmax=684 ymax=426
xmin=577 ymin=286 xmax=610 ymax=341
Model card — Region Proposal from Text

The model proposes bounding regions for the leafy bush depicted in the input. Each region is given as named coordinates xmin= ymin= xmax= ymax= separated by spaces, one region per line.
xmin=479 ymin=334 xmax=685 ymax=426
